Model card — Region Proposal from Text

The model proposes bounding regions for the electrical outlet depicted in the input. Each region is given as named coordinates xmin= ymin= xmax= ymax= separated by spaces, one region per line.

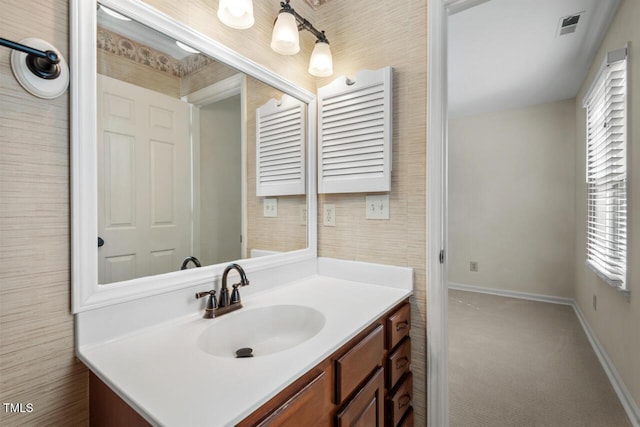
xmin=323 ymin=204 xmax=336 ymax=226
xmin=365 ymin=194 xmax=390 ymax=220
xmin=593 ymin=294 xmax=597 ymax=311
xmin=263 ymin=198 xmax=277 ymax=217
xmin=470 ymin=261 xmax=478 ymax=272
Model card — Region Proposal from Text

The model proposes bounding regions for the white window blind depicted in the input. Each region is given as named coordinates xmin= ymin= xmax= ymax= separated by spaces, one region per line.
xmin=582 ymin=46 xmax=628 ymax=291
xmin=256 ymin=94 xmax=306 ymax=197
xmin=318 ymin=67 xmax=392 ymax=194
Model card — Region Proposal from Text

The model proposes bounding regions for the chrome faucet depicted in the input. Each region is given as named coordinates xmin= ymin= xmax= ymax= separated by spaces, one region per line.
xmin=181 ymin=256 xmax=201 ymax=270
xmin=195 ymin=263 xmax=249 ymax=319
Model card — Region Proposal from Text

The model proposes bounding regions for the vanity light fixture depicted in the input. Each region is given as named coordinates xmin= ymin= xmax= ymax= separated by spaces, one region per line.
xmin=271 ymin=0 xmax=333 ymax=77
xmin=217 ymin=0 xmax=255 ymax=30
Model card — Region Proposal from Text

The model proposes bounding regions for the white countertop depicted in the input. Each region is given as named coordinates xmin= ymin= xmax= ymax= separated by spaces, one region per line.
xmin=78 ymin=274 xmax=412 ymax=426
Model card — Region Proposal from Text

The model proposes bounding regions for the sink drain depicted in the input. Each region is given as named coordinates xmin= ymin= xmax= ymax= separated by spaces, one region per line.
xmin=235 ymin=347 xmax=253 ymax=358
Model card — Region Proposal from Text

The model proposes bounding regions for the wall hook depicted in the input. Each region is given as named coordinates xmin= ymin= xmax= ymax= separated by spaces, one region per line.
xmin=0 ymin=37 xmax=69 ymax=99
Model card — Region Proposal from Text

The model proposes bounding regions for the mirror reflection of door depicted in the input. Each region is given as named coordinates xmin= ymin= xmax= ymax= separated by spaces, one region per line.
xmin=98 ymin=75 xmax=191 ymax=283
xmin=97 ymin=76 xmax=243 ymax=284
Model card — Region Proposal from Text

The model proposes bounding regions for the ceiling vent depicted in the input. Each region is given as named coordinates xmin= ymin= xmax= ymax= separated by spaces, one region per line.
xmin=558 ymin=12 xmax=584 ymax=36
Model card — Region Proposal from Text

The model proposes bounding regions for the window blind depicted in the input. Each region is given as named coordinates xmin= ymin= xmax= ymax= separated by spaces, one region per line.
xmin=583 ymin=46 xmax=628 ymax=291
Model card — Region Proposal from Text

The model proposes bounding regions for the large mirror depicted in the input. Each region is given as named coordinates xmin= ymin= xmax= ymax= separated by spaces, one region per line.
xmin=72 ymin=0 xmax=317 ymax=311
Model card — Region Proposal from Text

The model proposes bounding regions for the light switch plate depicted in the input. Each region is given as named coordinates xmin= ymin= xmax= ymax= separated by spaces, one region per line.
xmin=323 ymin=204 xmax=336 ymax=226
xmin=365 ymin=194 xmax=390 ymax=220
xmin=263 ymin=198 xmax=277 ymax=217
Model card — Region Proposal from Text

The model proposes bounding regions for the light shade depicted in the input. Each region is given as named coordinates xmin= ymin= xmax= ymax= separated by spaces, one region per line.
xmin=308 ymin=41 xmax=333 ymax=77
xmin=99 ymin=5 xmax=131 ymax=21
xmin=175 ymin=41 xmax=199 ymax=54
xmin=270 ymin=12 xmax=300 ymax=55
xmin=217 ymin=0 xmax=254 ymax=29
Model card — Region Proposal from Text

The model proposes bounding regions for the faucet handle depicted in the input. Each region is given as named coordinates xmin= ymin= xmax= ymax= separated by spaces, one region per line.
xmin=230 ymin=284 xmax=242 ymax=305
xmin=195 ymin=290 xmax=213 ymax=299
xmin=195 ymin=290 xmax=217 ymax=317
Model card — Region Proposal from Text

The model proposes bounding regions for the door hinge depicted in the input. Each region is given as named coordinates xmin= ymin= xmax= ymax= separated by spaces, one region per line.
xmin=439 ymin=250 xmax=445 ymax=264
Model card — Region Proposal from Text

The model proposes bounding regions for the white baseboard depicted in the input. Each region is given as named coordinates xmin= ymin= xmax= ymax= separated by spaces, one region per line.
xmin=571 ymin=302 xmax=640 ymax=426
xmin=448 ymin=282 xmax=640 ymax=427
xmin=448 ymin=282 xmax=574 ymax=305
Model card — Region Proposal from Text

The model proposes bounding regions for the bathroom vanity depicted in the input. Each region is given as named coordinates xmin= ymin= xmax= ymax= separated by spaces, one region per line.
xmin=70 ymin=2 xmax=414 ymax=426
xmin=79 ymin=260 xmax=413 ymax=426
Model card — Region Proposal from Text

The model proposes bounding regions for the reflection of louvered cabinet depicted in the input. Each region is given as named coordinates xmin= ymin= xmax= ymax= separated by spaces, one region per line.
xmin=256 ymin=95 xmax=306 ymax=197
xmin=318 ymin=67 xmax=393 ymax=194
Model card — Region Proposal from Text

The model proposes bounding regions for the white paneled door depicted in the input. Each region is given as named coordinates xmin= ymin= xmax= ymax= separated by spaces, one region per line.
xmin=97 ymin=75 xmax=191 ymax=284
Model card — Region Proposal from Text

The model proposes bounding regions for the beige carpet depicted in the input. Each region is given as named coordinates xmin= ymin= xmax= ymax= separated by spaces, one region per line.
xmin=448 ymin=289 xmax=631 ymax=427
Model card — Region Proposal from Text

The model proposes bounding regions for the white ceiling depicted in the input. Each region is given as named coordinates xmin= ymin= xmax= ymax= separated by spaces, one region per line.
xmin=448 ymin=0 xmax=621 ymax=118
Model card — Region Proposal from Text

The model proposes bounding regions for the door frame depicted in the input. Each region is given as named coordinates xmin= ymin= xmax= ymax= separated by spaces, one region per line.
xmin=426 ymin=0 xmax=448 ymax=425
xmin=427 ymin=2 xmax=496 ymax=425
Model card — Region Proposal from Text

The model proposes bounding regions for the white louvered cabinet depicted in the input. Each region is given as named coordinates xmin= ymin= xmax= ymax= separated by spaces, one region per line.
xmin=318 ymin=67 xmax=393 ymax=194
xmin=256 ymin=94 xmax=306 ymax=197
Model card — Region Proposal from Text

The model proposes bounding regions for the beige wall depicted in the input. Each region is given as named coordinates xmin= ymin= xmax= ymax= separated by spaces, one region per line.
xmin=199 ymin=95 xmax=243 ymax=265
xmin=315 ymin=2 xmax=428 ymax=424
xmin=0 ymin=1 xmax=89 ymax=426
xmin=574 ymin=0 xmax=640 ymax=407
xmin=449 ymin=100 xmax=576 ymax=298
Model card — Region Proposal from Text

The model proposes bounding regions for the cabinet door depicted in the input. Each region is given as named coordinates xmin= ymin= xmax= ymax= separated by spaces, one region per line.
xmin=245 ymin=369 xmax=330 ymax=427
xmin=336 ymin=368 xmax=384 ymax=427
xmin=335 ymin=323 xmax=384 ymax=403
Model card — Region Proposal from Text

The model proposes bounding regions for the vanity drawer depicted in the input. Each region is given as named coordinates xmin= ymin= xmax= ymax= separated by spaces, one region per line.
xmin=335 ymin=323 xmax=384 ymax=404
xmin=386 ymin=372 xmax=412 ymax=427
xmin=387 ymin=303 xmax=410 ymax=350
xmin=387 ymin=337 xmax=411 ymax=389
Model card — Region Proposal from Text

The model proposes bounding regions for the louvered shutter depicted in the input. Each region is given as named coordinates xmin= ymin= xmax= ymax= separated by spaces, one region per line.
xmin=583 ymin=46 xmax=628 ymax=291
xmin=318 ymin=67 xmax=392 ymax=193
xmin=256 ymin=95 xmax=306 ymax=196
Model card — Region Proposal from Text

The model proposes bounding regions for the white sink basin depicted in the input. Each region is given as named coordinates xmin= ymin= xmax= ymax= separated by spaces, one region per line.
xmin=197 ymin=305 xmax=326 ymax=358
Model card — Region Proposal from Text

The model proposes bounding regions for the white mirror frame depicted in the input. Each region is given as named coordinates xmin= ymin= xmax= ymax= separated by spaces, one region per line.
xmin=71 ymin=0 xmax=317 ymax=313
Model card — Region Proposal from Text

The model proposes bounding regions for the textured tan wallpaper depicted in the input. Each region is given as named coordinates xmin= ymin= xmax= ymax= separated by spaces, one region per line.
xmin=316 ymin=1 xmax=428 ymax=424
xmin=0 ymin=1 xmax=89 ymax=426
